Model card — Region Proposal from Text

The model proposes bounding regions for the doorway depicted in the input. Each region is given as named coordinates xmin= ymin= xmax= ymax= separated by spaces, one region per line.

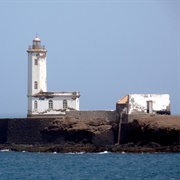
xmin=147 ymin=101 xmax=153 ymax=113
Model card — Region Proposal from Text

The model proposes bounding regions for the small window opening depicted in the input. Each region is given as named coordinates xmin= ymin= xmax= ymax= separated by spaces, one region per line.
xmin=34 ymin=81 xmax=38 ymax=89
xmin=34 ymin=59 xmax=38 ymax=65
xmin=49 ymin=100 xmax=53 ymax=109
xmin=34 ymin=101 xmax=38 ymax=110
xmin=63 ymin=99 xmax=68 ymax=109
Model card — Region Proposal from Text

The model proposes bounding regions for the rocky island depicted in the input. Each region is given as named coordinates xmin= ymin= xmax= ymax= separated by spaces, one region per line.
xmin=0 ymin=114 xmax=179 ymax=153
xmin=1 ymin=37 xmax=177 ymax=153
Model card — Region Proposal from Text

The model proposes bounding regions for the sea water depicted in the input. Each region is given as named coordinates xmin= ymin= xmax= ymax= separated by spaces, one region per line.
xmin=0 ymin=151 xmax=179 ymax=180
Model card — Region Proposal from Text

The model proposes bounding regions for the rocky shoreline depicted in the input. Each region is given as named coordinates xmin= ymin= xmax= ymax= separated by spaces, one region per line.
xmin=0 ymin=143 xmax=179 ymax=153
xmin=0 ymin=115 xmax=179 ymax=153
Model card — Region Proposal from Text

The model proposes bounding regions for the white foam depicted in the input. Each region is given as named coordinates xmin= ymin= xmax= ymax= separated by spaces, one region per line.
xmin=66 ymin=152 xmax=85 ymax=154
xmin=0 ymin=149 xmax=10 ymax=152
xmin=98 ymin=151 xmax=109 ymax=154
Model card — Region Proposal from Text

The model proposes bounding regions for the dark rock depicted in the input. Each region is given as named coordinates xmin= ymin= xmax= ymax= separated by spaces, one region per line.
xmin=41 ymin=116 xmax=116 ymax=146
xmin=0 ymin=115 xmax=179 ymax=153
xmin=127 ymin=115 xmax=180 ymax=146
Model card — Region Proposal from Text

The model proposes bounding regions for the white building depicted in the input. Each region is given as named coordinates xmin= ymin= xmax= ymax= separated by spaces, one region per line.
xmin=27 ymin=36 xmax=80 ymax=117
xmin=116 ymin=94 xmax=170 ymax=115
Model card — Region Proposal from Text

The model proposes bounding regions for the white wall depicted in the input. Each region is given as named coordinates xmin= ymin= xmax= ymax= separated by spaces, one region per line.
xmin=128 ymin=94 xmax=170 ymax=114
xmin=27 ymin=52 xmax=47 ymax=95
xmin=29 ymin=95 xmax=80 ymax=115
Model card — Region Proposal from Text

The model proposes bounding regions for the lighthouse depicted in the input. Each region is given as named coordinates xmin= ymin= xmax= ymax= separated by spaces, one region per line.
xmin=27 ymin=36 xmax=47 ymax=95
xmin=27 ymin=36 xmax=80 ymax=117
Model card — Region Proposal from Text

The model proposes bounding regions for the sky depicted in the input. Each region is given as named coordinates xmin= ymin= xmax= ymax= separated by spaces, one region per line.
xmin=0 ymin=0 xmax=179 ymax=118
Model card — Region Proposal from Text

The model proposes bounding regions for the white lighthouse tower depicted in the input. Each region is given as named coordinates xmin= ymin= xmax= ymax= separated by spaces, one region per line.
xmin=27 ymin=36 xmax=80 ymax=117
xmin=27 ymin=36 xmax=47 ymax=115
xmin=27 ymin=36 xmax=47 ymax=95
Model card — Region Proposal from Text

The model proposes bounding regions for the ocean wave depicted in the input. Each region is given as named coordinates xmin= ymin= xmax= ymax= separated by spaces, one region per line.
xmin=66 ymin=152 xmax=85 ymax=154
xmin=0 ymin=149 xmax=10 ymax=152
xmin=98 ymin=151 xmax=109 ymax=154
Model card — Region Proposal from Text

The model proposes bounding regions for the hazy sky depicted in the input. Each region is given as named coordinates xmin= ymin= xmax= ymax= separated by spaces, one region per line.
xmin=0 ymin=0 xmax=179 ymax=117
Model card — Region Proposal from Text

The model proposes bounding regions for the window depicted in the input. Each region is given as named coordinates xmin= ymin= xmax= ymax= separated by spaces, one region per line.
xmin=34 ymin=81 xmax=38 ymax=89
xmin=63 ymin=99 xmax=67 ymax=109
xmin=34 ymin=101 xmax=38 ymax=110
xmin=34 ymin=59 xmax=38 ymax=65
xmin=49 ymin=100 xmax=53 ymax=109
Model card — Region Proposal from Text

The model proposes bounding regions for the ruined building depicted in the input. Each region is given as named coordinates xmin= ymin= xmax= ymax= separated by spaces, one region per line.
xmin=116 ymin=94 xmax=171 ymax=115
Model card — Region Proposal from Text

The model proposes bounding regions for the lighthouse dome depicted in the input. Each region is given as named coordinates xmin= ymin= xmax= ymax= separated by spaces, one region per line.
xmin=33 ymin=36 xmax=41 ymax=42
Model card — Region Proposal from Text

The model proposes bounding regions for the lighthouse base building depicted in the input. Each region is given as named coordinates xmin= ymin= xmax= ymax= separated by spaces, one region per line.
xmin=27 ymin=36 xmax=80 ymax=117
xmin=28 ymin=91 xmax=80 ymax=117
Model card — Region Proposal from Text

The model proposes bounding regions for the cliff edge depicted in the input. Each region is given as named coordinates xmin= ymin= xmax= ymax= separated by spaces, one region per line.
xmin=41 ymin=115 xmax=179 ymax=147
xmin=41 ymin=116 xmax=118 ymax=146
xmin=0 ymin=115 xmax=179 ymax=152
xmin=128 ymin=115 xmax=180 ymax=146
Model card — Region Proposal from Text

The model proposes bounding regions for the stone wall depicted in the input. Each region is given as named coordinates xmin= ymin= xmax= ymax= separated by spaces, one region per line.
xmin=66 ymin=110 xmax=119 ymax=122
xmin=0 ymin=113 xmax=135 ymax=146
xmin=0 ymin=115 xmax=177 ymax=146
xmin=0 ymin=111 xmax=120 ymax=145
xmin=0 ymin=119 xmax=8 ymax=143
xmin=0 ymin=113 xmax=154 ymax=146
xmin=0 ymin=118 xmax=55 ymax=144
